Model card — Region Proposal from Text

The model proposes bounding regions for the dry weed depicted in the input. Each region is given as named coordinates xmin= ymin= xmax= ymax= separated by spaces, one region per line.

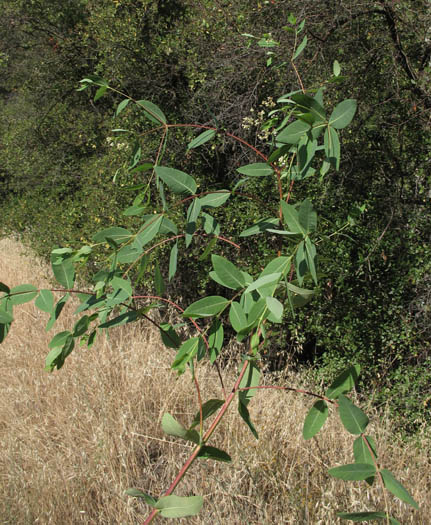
xmin=0 ymin=237 xmax=429 ymax=524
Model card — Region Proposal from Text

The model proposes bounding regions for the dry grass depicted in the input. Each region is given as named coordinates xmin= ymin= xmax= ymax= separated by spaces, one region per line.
xmin=0 ymin=236 xmax=430 ymax=525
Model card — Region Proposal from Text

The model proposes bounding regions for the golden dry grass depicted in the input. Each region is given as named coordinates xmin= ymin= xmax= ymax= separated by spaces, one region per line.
xmin=0 ymin=237 xmax=430 ymax=524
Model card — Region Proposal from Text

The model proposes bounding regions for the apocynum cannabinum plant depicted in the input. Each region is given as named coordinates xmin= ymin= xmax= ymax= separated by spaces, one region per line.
xmin=0 ymin=17 xmax=418 ymax=524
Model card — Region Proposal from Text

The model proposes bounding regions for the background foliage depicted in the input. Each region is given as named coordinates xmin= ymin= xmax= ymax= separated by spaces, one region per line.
xmin=1 ymin=0 xmax=430 ymax=432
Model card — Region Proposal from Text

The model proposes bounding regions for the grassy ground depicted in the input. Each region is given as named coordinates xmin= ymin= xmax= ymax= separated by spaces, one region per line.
xmin=0 ymin=237 xmax=430 ymax=524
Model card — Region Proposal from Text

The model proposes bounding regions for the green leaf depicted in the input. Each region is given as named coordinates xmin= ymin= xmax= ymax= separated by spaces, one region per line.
xmin=185 ymin=198 xmax=201 ymax=247
xmin=293 ymin=35 xmax=307 ymax=60
xmin=208 ymin=319 xmax=223 ymax=364
xmin=353 ymin=435 xmax=378 ymax=464
xmin=380 ymin=469 xmax=419 ymax=510
xmin=229 ymin=301 xmax=248 ymax=332
xmin=0 ymin=308 xmax=13 ymax=324
xmin=155 ymin=166 xmax=197 ymax=196
xmin=155 ymin=495 xmax=203 ymax=518
xmin=45 ymin=346 xmax=64 ymax=371
xmin=73 ymin=315 xmax=90 ymax=337
xmin=197 ymin=446 xmax=231 ymax=463
xmin=260 ymin=256 xmax=292 ymax=278
xmin=159 ymin=323 xmax=181 ymax=349
xmin=281 ymin=201 xmax=305 ymax=234
xmin=0 ymin=282 xmax=10 ymax=294
xmin=98 ymin=310 xmax=139 ymax=329
xmin=136 ymin=100 xmax=167 ymax=124
xmin=324 ymin=126 xmax=340 ymax=170
xmin=337 ymin=511 xmax=391 ymax=522
xmin=303 ymin=400 xmax=329 ymax=440
xmin=236 ymin=163 xmax=274 ymax=177
xmin=290 ymin=93 xmax=326 ymax=122
xmin=183 ymin=296 xmax=229 ymax=319
xmin=94 ymin=85 xmax=107 ymax=101
xmin=329 ymin=99 xmax=357 ymax=129
xmin=305 ymin=237 xmax=318 ymax=285
xmin=333 ymin=60 xmax=341 ymax=77
xmin=116 ymin=98 xmax=130 ymax=116
xmin=161 ymin=413 xmax=200 ymax=444
xmin=211 ymin=255 xmax=245 ymax=290
xmin=202 ymin=212 xmax=220 ymax=235
xmin=325 ymin=365 xmax=361 ymax=399
xmin=187 ymin=129 xmax=216 ymax=149
xmin=93 ymin=227 xmax=132 ymax=244
xmin=199 ymin=191 xmax=230 ymax=208
xmin=338 ymin=395 xmax=369 ymax=435
xmin=169 ymin=242 xmax=178 ymax=282
xmin=265 ymin=296 xmax=283 ymax=323
xmin=116 ymin=245 xmax=143 ymax=264
xmin=287 ymin=282 xmax=314 ymax=308
xmin=8 ymin=284 xmax=38 ymax=305
xmin=328 ymin=463 xmax=376 ymax=481
xmin=239 ymin=361 xmax=261 ymax=406
xmin=190 ymin=399 xmax=224 ymax=429
xmin=125 ymin=488 xmax=157 ymax=507
xmin=245 ymin=273 xmax=281 ymax=294
xmin=277 ymin=119 xmax=310 ymax=144
xmin=353 ymin=435 xmax=377 ymax=485
xmin=298 ymin=199 xmax=317 ymax=233
xmin=172 ymin=337 xmax=203 ymax=373
xmin=45 ymin=294 xmax=69 ymax=331
xmin=239 ymin=217 xmax=279 ymax=237
xmin=135 ymin=215 xmax=163 ymax=248
xmin=238 ymin=400 xmax=258 ymax=439
xmin=49 ymin=330 xmax=72 ymax=349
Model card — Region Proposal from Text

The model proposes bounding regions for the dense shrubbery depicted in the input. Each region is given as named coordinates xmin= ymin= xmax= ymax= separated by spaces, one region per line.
xmin=1 ymin=0 xmax=430 ymax=432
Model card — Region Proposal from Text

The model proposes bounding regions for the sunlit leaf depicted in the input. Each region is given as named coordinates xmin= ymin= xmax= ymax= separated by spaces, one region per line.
xmin=380 ymin=469 xmax=419 ymax=509
xmin=155 ymin=495 xmax=203 ymax=518
xmin=328 ymin=463 xmax=376 ymax=481
xmin=236 ymin=163 xmax=274 ymax=177
xmin=155 ymin=166 xmax=197 ymax=195
xmin=303 ymin=400 xmax=329 ymax=439
xmin=9 ymin=284 xmax=38 ymax=305
xmin=183 ymin=296 xmax=229 ymax=318
xmin=338 ymin=394 xmax=369 ymax=435
xmin=325 ymin=365 xmax=361 ymax=399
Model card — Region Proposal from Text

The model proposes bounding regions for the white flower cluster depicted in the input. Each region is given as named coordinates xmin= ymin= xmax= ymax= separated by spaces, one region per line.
xmin=241 ymin=97 xmax=276 ymax=141
xmin=106 ymin=137 xmax=128 ymax=150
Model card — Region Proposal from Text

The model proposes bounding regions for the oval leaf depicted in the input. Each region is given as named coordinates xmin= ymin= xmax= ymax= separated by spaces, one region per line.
xmin=9 ymin=284 xmax=38 ymax=305
xmin=136 ymin=99 xmax=166 ymax=124
xmin=303 ymin=400 xmax=329 ymax=440
xmin=155 ymin=495 xmax=203 ymax=518
xmin=338 ymin=394 xmax=369 ymax=435
xmin=328 ymin=463 xmax=376 ymax=481
xmin=380 ymin=469 xmax=419 ymax=510
xmin=199 ymin=191 xmax=230 ymax=208
xmin=236 ymin=163 xmax=274 ymax=177
xmin=183 ymin=296 xmax=229 ymax=318
xmin=211 ymin=255 xmax=245 ymax=290
xmin=329 ymin=99 xmax=357 ymax=129
xmin=325 ymin=365 xmax=361 ymax=400
xmin=155 ymin=166 xmax=197 ymax=196
xmin=277 ymin=119 xmax=310 ymax=144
